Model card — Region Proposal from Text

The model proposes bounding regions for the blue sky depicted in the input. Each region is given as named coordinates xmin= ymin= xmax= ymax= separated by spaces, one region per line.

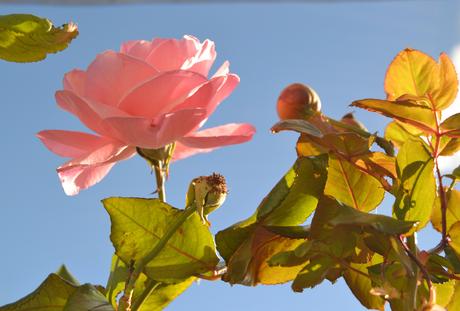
xmin=1 ymin=1 xmax=459 ymax=310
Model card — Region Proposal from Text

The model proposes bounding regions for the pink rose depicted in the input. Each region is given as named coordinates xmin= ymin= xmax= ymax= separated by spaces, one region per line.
xmin=38 ymin=35 xmax=255 ymax=195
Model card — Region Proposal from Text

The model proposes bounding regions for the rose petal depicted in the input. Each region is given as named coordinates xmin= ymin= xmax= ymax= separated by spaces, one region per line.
xmin=56 ymin=90 xmax=130 ymax=137
xmin=143 ymin=36 xmax=200 ymax=71
xmin=120 ymin=39 xmax=155 ymax=60
xmin=84 ymin=51 xmax=158 ymax=106
xmin=63 ymin=69 xmax=87 ymax=97
xmin=206 ymin=73 xmax=240 ymax=117
xmin=118 ymin=70 xmax=208 ymax=118
xmin=212 ymin=61 xmax=230 ymax=78
xmin=37 ymin=130 xmax=109 ymax=158
xmin=171 ymin=75 xmax=227 ymax=114
xmin=179 ymin=123 xmax=256 ymax=148
xmin=173 ymin=123 xmax=256 ymax=161
xmin=104 ymin=108 xmax=207 ymax=149
xmin=172 ymin=141 xmax=215 ymax=161
xmin=57 ymin=141 xmax=136 ymax=195
xmin=58 ymin=163 xmax=116 ymax=196
xmin=182 ymin=39 xmax=216 ymax=76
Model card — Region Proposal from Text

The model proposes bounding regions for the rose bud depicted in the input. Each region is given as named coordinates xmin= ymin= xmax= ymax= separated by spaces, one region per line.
xmin=276 ymin=83 xmax=321 ymax=120
xmin=186 ymin=173 xmax=227 ymax=225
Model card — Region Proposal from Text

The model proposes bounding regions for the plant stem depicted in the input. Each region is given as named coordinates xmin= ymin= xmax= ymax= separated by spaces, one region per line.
xmin=131 ymin=279 xmax=161 ymax=311
xmin=154 ymin=160 xmax=166 ymax=202
xmin=436 ymin=157 xmax=448 ymax=247
xmin=400 ymin=235 xmax=434 ymax=308
xmin=427 ymin=111 xmax=449 ymax=254
xmin=119 ymin=205 xmax=197 ymax=311
xmin=406 ymin=235 xmax=419 ymax=310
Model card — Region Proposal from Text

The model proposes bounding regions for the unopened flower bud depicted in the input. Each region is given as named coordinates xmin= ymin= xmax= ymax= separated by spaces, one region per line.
xmin=276 ymin=83 xmax=321 ymax=120
xmin=187 ymin=173 xmax=227 ymax=225
xmin=136 ymin=143 xmax=176 ymax=167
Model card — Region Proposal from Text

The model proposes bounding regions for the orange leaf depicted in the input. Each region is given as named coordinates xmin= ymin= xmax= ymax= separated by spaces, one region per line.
xmin=432 ymin=53 xmax=458 ymax=110
xmin=352 ymin=98 xmax=436 ymax=134
xmin=385 ymin=49 xmax=458 ymax=110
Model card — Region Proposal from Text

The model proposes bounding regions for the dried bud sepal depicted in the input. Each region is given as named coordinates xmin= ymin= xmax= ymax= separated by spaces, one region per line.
xmin=186 ymin=173 xmax=228 ymax=225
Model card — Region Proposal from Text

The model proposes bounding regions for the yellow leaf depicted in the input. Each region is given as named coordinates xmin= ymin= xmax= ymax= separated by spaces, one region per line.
xmin=385 ymin=49 xmax=458 ymax=110
xmin=385 ymin=49 xmax=438 ymax=100
xmin=352 ymin=98 xmax=437 ymax=134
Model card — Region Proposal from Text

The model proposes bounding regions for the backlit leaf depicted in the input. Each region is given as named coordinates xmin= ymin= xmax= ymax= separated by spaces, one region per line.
xmin=296 ymin=134 xmax=327 ymax=156
xmin=393 ymin=139 xmax=436 ymax=230
xmin=448 ymin=222 xmax=460 ymax=261
xmin=328 ymin=204 xmax=416 ymax=236
xmin=439 ymin=136 xmax=460 ymax=156
xmin=431 ymin=190 xmax=460 ymax=233
xmin=385 ymin=49 xmax=438 ymax=101
xmin=385 ymin=49 xmax=457 ymax=110
xmin=344 ymin=257 xmax=385 ymax=311
xmin=0 ymin=14 xmax=78 ymax=62
xmin=352 ymin=98 xmax=436 ymax=134
xmin=103 ymin=198 xmax=219 ymax=283
xmin=441 ymin=113 xmax=460 ymax=138
xmin=324 ymin=155 xmax=385 ymax=212
xmin=385 ymin=121 xmax=421 ymax=149
xmin=291 ymin=255 xmax=338 ymax=292
xmin=353 ymin=152 xmax=397 ymax=180
xmin=137 ymin=278 xmax=195 ymax=311
xmin=446 ymin=281 xmax=460 ymax=310
xmin=271 ymin=119 xmax=323 ymax=137
xmin=63 ymin=284 xmax=113 ymax=311
xmin=104 ymin=255 xmax=194 ymax=310
xmin=431 ymin=53 xmax=458 ymax=110
xmin=216 ymin=157 xmax=327 ymax=285
xmin=433 ymin=280 xmax=456 ymax=307
xmin=0 ymin=274 xmax=77 ymax=311
xmin=56 ymin=265 xmax=80 ymax=286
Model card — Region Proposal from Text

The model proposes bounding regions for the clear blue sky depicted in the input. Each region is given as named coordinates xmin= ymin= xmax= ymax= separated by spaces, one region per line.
xmin=1 ymin=1 xmax=459 ymax=309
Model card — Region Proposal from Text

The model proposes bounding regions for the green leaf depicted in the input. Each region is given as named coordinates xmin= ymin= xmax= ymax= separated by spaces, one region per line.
xmin=453 ymin=165 xmax=460 ymax=179
xmin=444 ymin=246 xmax=460 ymax=274
xmin=0 ymin=14 xmax=78 ymax=62
xmin=441 ymin=113 xmax=460 ymax=138
xmin=268 ymin=241 xmax=314 ymax=268
xmin=259 ymin=156 xmax=327 ymax=225
xmin=136 ymin=278 xmax=195 ymax=311
xmin=105 ymin=255 xmax=128 ymax=306
xmin=104 ymin=254 xmax=194 ymax=310
xmin=446 ymin=281 xmax=460 ymax=310
xmin=431 ymin=190 xmax=460 ymax=233
xmin=63 ymin=284 xmax=113 ymax=311
xmin=328 ymin=204 xmax=416 ymax=235
xmin=439 ymin=136 xmax=460 ymax=156
xmin=263 ymin=225 xmax=310 ymax=239
xmin=448 ymin=222 xmax=460 ymax=261
xmin=433 ymin=280 xmax=456 ymax=307
xmin=0 ymin=274 xmax=77 ymax=310
xmin=393 ymin=139 xmax=436 ymax=230
xmin=103 ymin=198 xmax=219 ymax=283
xmin=322 ymin=132 xmax=374 ymax=157
xmin=296 ymin=134 xmax=327 ymax=156
xmin=271 ymin=119 xmax=323 ymax=137
xmin=324 ymin=155 xmax=385 ymax=212
xmin=384 ymin=121 xmax=421 ymax=149
xmin=344 ymin=257 xmax=385 ymax=311
xmin=56 ymin=265 xmax=80 ymax=286
xmin=291 ymin=255 xmax=338 ymax=292
xmin=216 ymin=157 xmax=327 ymax=285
